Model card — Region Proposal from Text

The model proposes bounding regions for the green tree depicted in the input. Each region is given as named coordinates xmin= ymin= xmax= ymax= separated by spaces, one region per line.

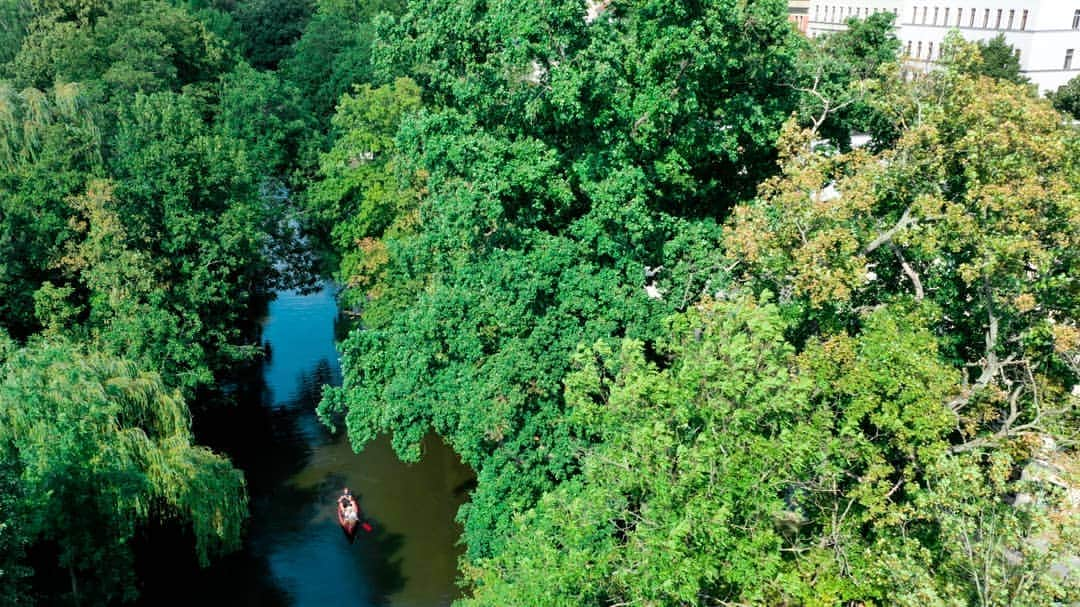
xmin=727 ymin=61 xmax=1079 ymax=441
xmin=0 ymin=0 xmax=32 ymax=67
xmin=320 ymin=1 xmax=802 ymax=561
xmin=461 ymin=296 xmax=821 ymax=605
xmin=0 ymin=80 xmax=100 ymax=338
xmin=795 ymin=11 xmax=900 ymax=148
xmin=0 ymin=453 xmax=30 ymax=607
xmin=216 ymin=61 xmax=310 ymax=177
xmin=972 ymin=34 xmax=1028 ymax=85
xmin=279 ymin=0 xmax=404 ymax=120
xmin=3 ymin=0 xmax=230 ymax=103
xmin=1048 ymin=73 xmax=1080 ymax=120
xmin=231 ymin=0 xmax=313 ymax=70
xmin=303 ymin=77 xmax=421 ymax=303
xmin=461 ymin=297 xmax=1079 ymax=606
xmin=0 ymin=339 xmax=246 ymax=604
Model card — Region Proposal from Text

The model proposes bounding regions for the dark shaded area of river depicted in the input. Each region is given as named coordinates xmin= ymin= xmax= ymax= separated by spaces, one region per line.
xmin=137 ymin=286 xmax=473 ymax=606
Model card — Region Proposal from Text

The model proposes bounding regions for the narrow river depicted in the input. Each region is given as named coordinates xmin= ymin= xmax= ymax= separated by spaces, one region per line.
xmin=138 ymin=286 xmax=473 ymax=606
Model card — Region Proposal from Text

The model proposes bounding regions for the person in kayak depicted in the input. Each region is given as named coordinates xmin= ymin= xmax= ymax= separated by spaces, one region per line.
xmin=337 ymin=487 xmax=372 ymax=542
xmin=339 ymin=488 xmax=359 ymax=522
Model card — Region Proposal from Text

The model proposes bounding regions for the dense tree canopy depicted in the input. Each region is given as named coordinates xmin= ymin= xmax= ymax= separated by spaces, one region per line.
xmin=1 ymin=1 xmax=1078 ymax=604
xmin=969 ymin=33 xmax=1028 ymax=86
xmin=795 ymin=11 xmax=900 ymax=148
xmin=316 ymin=9 xmax=1078 ymax=606
xmin=318 ymin=0 xmax=804 ymax=560
xmin=0 ymin=0 xmax=307 ymax=601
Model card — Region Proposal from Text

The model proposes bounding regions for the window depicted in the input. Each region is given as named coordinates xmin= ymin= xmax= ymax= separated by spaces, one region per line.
xmin=1021 ymin=10 xmax=1028 ymax=30
xmin=922 ymin=6 xmax=928 ymax=24
xmin=832 ymin=6 xmax=836 ymax=22
xmin=983 ymin=9 xmax=989 ymax=28
xmin=1007 ymin=10 xmax=1014 ymax=29
xmin=944 ymin=8 xmax=950 ymax=25
xmin=1074 ymin=9 xmax=1080 ymax=29
xmin=928 ymin=41 xmax=934 ymax=59
xmin=933 ymin=7 xmax=939 ymax=25
xmin=995 ymin=9 xmax=1002 ymax=29
xmin=906 ymin=40 xmax=913 ymax=56
xmin=912 ymin=7 xmax=918 ymax=23
xmin=970 ymin=8 xmax=976 ymax=27
xmin=1066 ymin=49 xmax=1075 ymax=70
xmin=917 ymin=41 xmax=923 ymax=58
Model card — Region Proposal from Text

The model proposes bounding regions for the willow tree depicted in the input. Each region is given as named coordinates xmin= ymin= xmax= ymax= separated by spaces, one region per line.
xmin=0 ymin=337 xmax=246 ymax=604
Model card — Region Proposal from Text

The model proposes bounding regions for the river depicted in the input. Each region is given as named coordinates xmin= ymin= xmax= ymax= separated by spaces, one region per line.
xmin=137 ymin=286 xmax=473 ymax=606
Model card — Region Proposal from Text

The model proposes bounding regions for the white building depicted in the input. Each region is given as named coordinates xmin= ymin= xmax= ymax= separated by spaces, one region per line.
xmin=806 ymin=1 xmax=1080 ymax=93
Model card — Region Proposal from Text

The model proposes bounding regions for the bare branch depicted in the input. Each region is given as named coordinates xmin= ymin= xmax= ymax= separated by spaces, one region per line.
xmin=864 ymin=205 xmax=916 ymax=254
xmin=890 ymin=243 xmax=924 ymax=300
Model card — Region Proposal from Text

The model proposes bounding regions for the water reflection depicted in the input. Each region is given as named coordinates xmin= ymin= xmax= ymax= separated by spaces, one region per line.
xmin=137 ymin=286 xmax=472 ymax=607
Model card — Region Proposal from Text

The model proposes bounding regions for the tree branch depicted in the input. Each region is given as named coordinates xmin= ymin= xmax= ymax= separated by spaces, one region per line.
xmin=890 ymin=243 xmax=924 ymax=300
xmin=864 ymin=205 xmax=916 ymax=254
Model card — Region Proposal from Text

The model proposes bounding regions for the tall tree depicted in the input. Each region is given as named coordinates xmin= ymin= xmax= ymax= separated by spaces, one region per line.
xmin=795 ymin=11 xmax=900 ymax=148
xmin=972 ymin=34 xmax=1028 ymax=85
xmin=461 ymin=297 xmax=1079 ymax=606
xmin=0 ymin=339 xmax=246 ymax=604
xmin=1048 ymin=73 xmax=1080 ymax=120
xmin=320 ymin=0 xmax=802 ymax=561
xmin=231 ymin=0 xmax=313 ymax=70
xmin=279 ymin=0 xmax=404 ymax=120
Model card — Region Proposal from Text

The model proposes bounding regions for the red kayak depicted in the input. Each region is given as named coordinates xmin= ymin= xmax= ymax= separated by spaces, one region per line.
xmin=337 ymin=493 xmax=372 ymax=543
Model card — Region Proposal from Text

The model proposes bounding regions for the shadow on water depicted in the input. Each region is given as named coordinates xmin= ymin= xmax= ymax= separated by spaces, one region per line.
xmin=136 ymin=287 xmax=470 ymax=607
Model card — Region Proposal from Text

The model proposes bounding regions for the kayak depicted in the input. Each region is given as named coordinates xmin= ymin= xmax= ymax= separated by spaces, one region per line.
xmin=337 ymin=495 xmax=372 ymax=543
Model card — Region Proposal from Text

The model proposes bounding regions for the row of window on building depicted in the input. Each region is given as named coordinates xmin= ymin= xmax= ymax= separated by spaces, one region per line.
xmin=902 ymin=38 xmax=1076 ymax=70
xmin=911 ymin=6 xmax=1030 ymax=30
xmin=814 ymin=5 xmax=898 ymax=23
xmin=817 ymin=6 xmax=1080 ymax=31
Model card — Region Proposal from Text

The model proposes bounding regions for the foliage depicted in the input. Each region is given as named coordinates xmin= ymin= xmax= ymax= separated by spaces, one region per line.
xmin=0 ymin=455 xmax=30 ymax=607
xmin=216 ymin=60 xmax=310 ymax=177
xmin=727 ymin=62 xmax=1079 ymax=431
xmin=279 ymin=0 xmax=404 ymax=120
xmin=231 ymin=0 xmax=313 ymax=70
xmin=461 ymin=298 xmax=1079 ymax=605
xmin=0 ymin=0 xmax=323 ymax=601
xmin=0 ymin=0 xmax=32 ymax=67
xmin=461 ymin=297 xmax=818 ymax=605
xmin=2 ymin=0 xmax=230 ymax=103
xmin=795 ymin=11 xmax=900 ymax=148
xmin=303 ymin=76 xmax=421 ymax=298
xmin=0 ymin=340 xmax=246 ymax=603
xmin=1048 ymin=73 xmax=1080 ymax=120
xmin=319 ymin=0 xmax=802 ymax=561
xmin=970 ymin=34 xmax=1028 ymax=86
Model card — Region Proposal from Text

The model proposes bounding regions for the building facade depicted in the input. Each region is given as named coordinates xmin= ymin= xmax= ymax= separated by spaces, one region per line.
xmin=789 ymin=0 xmax=811 ymax=34
xmin=806 ymin=1 xmax=1080 ymax=92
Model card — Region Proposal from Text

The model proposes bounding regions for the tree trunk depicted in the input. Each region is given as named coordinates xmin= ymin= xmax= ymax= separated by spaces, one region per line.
xmin=68 ymin=564 xmax=81 ymax=607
